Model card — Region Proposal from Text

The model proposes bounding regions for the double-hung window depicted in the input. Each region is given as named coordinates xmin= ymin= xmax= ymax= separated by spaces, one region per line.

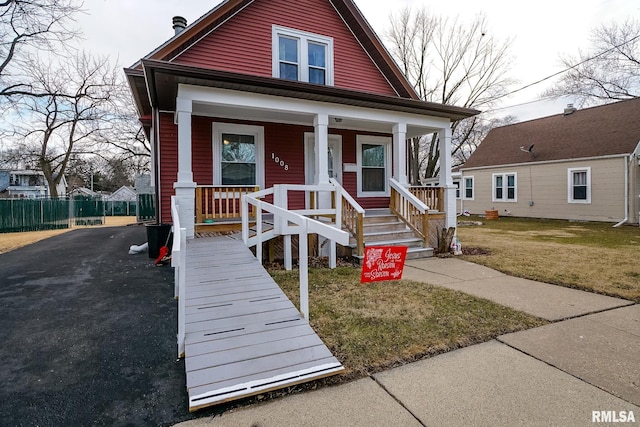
xmin=273 ymin=26 xmax=333 ymax=85
xmin=356 ymin=136 xmax=391 ymax=197
xmin=568 ymin=167 xmax=591 ymax=203
xmin=463 ymin=176 xmax=474 ymax=200
xmin=493 ymin=173 xmax=516 ymax=202
xmin=213 ymin=123 xmax=264 ymax=188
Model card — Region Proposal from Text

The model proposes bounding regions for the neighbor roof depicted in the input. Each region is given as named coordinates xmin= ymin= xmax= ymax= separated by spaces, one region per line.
xmin=462 ymin=97 xmax=640 ymax=169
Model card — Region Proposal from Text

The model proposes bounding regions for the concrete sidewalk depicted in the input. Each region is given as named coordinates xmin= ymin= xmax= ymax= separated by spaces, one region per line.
xmin=177 ymin=258 xmax=639 ymax=427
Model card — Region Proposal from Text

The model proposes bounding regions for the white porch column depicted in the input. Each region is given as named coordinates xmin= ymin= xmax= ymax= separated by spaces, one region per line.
xmin=438 ymin=125 xmax=456 ymax=229
xmin=314 ymin=114 xmax=330 ymax=184
xmin=393 ymin=122 xmax=408 ymax=185
xmin=174 ymin=98 xmax=196 ymax=238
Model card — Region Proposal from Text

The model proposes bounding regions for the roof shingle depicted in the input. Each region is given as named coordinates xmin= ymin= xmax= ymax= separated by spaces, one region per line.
xmin=463 ymin=98 xmax=640 ymax=169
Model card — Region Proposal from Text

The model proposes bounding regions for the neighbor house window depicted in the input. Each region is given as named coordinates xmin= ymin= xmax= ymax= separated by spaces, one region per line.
xmin=272 ymin=26 xmax=333 ymax=85
xmin=493 ymin=173 xmax=516 ymax=202
xmin=213 ymin=123 xmax=264 ymax=188
xmin=454 ymin=181 xmax=461 ymax=199
xmin=357 ymin=135 xmax=391 ymax=197
xmin=568 ymin=167 xmax=591 ymax=203
xmin=463 ymin=176 xmax=474 ymax=200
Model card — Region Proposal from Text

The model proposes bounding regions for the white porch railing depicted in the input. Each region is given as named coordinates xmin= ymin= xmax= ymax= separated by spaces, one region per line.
xmin=171 ymin=196 xmax=187 ymax=358
xmin=241 ymin=184 xmax=349 ymax=320
xmin=389 ymin=178 xmax=430 ymax=247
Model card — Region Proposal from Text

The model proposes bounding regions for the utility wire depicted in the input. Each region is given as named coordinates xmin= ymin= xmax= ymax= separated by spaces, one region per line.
xmin=485 ymin=32 xmax=640 ymax=112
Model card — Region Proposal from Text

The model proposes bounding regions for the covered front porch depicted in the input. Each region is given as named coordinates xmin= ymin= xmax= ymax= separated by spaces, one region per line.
xmin=138 ymin=60 xmax=477 ymax=253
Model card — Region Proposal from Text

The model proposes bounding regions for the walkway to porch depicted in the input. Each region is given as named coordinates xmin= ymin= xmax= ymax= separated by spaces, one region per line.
xmin=182 ymin=234 xmax=344 ymax=411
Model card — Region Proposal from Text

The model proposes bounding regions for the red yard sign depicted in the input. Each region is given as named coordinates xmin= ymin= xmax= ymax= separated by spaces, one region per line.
xmin=360 ymin=246 xmax=409 ymax=283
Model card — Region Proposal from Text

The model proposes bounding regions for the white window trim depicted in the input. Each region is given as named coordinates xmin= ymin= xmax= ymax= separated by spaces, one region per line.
xmin=567 ymin=167 xmax=591 ymax=204
xmin=212 ymin=123 xmax=265 ymax=188
xmin=492 ymin=172 xmax=517 ymax=202
xmin=463 ymin=176 xmax=475 ymax=200
xmin=272 ymin=25 xmax=334 ymax=85
xmin=356 ymin=135 xmax=391 ymax=197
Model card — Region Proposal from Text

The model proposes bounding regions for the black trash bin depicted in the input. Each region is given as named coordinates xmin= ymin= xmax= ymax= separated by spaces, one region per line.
xmin=146 ymin=223 xmax=173 ymax=259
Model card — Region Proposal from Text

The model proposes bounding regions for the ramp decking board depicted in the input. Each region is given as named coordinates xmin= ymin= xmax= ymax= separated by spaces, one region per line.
xmin=182 ymin=236 xmax=343 ymax=411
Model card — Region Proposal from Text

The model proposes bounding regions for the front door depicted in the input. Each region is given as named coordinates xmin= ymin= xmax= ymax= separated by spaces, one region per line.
xmin=304 ymin=133 xmax=342 ymax=185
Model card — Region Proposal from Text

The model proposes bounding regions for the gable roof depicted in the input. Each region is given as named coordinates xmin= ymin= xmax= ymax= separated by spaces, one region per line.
xmin=130 ymin=0 xmax=417 ymax=99
xmin=463 ymin=97 xmax=640 ymax=169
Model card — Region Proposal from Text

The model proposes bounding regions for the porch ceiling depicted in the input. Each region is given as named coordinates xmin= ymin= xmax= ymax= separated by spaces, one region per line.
xmin=192 ymin=102 xmax=398 ymax=134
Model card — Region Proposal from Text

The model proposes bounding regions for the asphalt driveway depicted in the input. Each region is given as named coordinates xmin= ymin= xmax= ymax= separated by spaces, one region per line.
xmin=0 ymin=225 xmax=193 ymax=426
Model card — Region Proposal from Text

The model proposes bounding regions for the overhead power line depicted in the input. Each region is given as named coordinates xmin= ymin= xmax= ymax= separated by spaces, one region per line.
xmin=486 ymin=32 xmax=640 ymax=111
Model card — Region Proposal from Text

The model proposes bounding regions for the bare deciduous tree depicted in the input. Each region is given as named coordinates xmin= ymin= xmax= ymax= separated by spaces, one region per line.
xmin=543 ymin=19 xmax=640 ymax=107
xmin=387 ymin=7 xmax=515 ymax=182
xmin=10 ymin=51 xmax=118 ymax=197
xmin=0 ymin=0 xmax=82 ymax=98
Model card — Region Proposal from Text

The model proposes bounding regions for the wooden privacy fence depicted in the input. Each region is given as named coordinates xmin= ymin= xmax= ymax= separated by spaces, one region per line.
xmin=0 ymin=198 xmax=70 ymax=232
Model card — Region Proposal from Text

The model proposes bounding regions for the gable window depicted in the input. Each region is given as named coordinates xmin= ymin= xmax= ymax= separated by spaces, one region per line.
xmin=273 ymin=26 xmax=333 ymax=85
xmin=213 ymin=123 xmax=264 ymax=188
xmin=568 ymin=167 xmax=591 ymax=203
xmin=357 ymin=135 xmax=391 ymax=197
xmin=463 ymin=176 xmax=474 ymax=200
xmin=493 ymin=173 xmax=516 ymax=202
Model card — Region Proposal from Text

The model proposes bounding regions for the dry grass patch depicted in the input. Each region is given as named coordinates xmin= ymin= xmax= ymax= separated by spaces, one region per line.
xmin=458 ymin=217 xmax=640 ymax=302
xmin=270 ymin=267 xmax=546 ymax=379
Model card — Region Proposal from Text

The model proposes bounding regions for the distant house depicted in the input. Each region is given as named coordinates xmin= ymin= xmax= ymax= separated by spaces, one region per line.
xmin=460 ymin=99 xmax=640 ymax=224
xmin=1 ymin=170 xmax=67 ymax=198
xmin=105 ymin=186 xmax=137 ymax=202
xmin=69 ymin=187 xmax=101 ymax=199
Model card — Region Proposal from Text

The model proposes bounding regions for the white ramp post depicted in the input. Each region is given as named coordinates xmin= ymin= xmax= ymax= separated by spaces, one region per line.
xmin=299 ymin=220 xmax=309 ymax=320
xmin=177 ymin=227 xmax=187 ymax=358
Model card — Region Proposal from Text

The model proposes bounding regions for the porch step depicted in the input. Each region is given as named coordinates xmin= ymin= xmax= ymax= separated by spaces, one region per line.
xmin=345 ymin=209 xmax=434 ymax=261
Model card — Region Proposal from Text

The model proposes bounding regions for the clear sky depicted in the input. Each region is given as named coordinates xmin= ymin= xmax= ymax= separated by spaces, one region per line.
xmin=80 ymin=0 xmax=638 ymax=122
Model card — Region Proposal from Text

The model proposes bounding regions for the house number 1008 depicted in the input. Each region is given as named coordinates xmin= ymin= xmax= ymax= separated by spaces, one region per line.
xmin=271 ymin=152 xmax=289 ymax=171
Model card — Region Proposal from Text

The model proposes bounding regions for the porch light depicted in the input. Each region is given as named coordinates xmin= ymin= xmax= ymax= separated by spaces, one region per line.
xmin=334 ymin=117 xmax=343 ymax=123
xmin=223 ymin=139 xmax=230 ymax=145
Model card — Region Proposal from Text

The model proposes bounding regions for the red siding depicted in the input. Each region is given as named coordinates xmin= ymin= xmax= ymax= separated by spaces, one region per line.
xmin=174 ymin=0 xmax=397 ymax=96
xmin=158 ymin=113 xmax=178 ymax=224
xmin=331 ymin=129 xmax=390 ymax=209
xmin=157 ymin=115 xmax=392 ymax=222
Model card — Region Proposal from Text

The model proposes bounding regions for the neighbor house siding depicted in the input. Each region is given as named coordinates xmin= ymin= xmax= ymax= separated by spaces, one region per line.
xmin=173 ymin=0 xmax=397 ymax=96
xmin=461 ymin=157 xmax=627 ymax=222
xmin=630 ymin=157 xmax=640 ymax=224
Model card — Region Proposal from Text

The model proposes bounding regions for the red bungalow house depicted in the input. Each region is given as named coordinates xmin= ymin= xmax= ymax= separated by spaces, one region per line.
xmin=125 ymin=0 xmax=478 ymax=251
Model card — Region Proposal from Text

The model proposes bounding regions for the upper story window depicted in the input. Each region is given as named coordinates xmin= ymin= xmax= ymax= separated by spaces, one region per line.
xmin=272 ymin=26 xmax=334 ymax=85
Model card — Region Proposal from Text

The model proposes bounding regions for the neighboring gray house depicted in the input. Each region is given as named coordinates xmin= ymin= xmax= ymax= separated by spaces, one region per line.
xmin=1 ymin=170 xmax=67 ymax=198
xmin=105 ymin=185 xmax=136 ymax=202
xmin=460 ymin=98 xmax=640 ymax=224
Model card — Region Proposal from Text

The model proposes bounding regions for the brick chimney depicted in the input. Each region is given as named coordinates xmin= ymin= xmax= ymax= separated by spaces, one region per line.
xmin=172 ymin=16 xmax=187 ymax=36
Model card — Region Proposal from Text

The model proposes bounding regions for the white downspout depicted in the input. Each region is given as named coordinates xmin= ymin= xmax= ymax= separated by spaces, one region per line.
xmin=613 ymin=155 xmax=629 ymax=227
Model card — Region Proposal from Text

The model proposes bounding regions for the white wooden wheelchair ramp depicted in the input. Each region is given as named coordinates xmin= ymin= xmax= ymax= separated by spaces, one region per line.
xmin=184 ymin=236 xmax=344 ymax=411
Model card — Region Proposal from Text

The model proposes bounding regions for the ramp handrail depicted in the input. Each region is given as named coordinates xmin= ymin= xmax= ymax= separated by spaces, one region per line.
xmin=241 ymin=185 xmax=349 ymax=320
xmin=171 ymin=196 xmax=187 ymax=358
xmin=329 ymin=178 xmax=365 ymax=256
xmin=389 ymin=178 xmax=429 ymax=247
